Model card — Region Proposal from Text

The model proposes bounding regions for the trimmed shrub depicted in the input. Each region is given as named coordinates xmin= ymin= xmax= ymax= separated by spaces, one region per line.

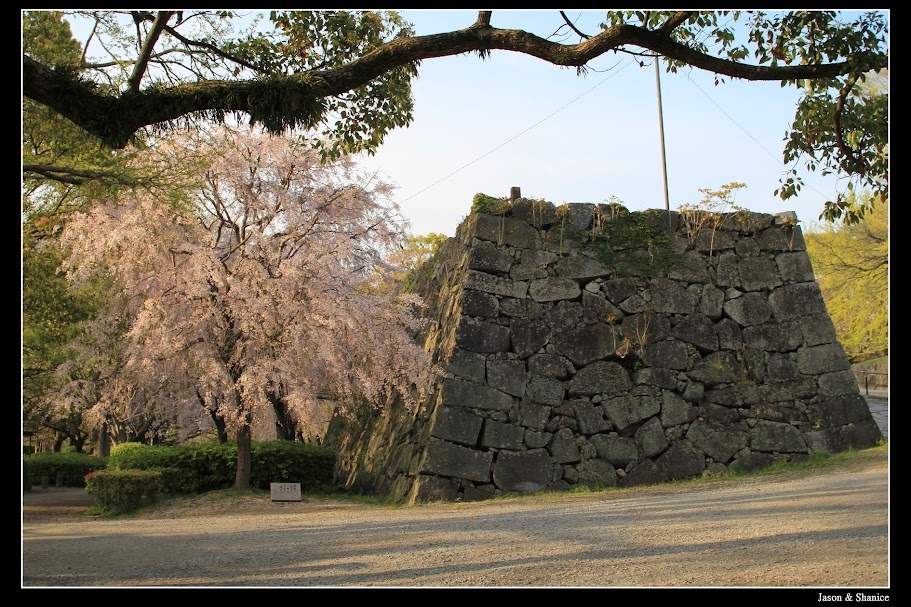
xmin=250 ymin=441 xmax=336 ymax=491
xmin=86 ymin=469 xmax=164 ymax=513
xmin=184 ymin=442 xmax=237 ymax=492
xmin=24 ymin=452 xmax=108 ymax=488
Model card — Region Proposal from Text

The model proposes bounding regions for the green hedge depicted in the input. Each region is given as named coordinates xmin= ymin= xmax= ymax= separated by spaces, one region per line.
xmin=107 ymin=440 xmax=336 ymax=494
xmin=250 ymin=441 xmax=336 ymax=491
xmin=85 ymin=469 xmax=164 ymax=513
xmin=23 ymin=452 xmax=108 ymax=488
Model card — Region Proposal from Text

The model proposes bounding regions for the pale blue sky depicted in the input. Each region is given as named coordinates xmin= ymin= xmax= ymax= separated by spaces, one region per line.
xmin=355 ymin=9 xmax=884 ymax=237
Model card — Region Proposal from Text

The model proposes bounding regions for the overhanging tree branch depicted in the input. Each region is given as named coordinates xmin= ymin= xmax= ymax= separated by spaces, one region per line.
xmin=128 ymin=10 xmax=174 ymax=92
xmin=23 ymin=17 xmax=885 ymax=150
xmin=23 ymin=163 xmax=140 ymax=186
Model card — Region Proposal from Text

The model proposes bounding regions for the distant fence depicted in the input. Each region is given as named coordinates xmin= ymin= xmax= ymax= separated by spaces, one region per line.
xmin=853 ymin=370 xmax=888 ymax=396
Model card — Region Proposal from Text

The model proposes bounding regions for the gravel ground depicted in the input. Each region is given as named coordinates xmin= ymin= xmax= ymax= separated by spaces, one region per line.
xmin=21 ymin=447 xmax=889 ymax=589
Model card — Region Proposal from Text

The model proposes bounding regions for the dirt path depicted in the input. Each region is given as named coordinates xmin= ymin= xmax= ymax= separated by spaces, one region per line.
xmin=21 ymin=448 xmax=890 ymax=589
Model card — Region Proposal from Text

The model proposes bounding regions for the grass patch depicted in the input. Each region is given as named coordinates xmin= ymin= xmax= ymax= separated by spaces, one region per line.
xmin=105 ymin=484 xmax=405 ymax=518
xmin=85 ymin=442 xmax=887 ymax=516
xmin=475 ymin=441 xmax=888 ymax=506
xmin=853 ymin=355 xmax=888 ymax=368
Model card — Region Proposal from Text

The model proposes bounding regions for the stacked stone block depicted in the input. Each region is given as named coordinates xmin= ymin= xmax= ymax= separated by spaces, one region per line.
xmin=325 ymin=198 xmax=884 ymax=504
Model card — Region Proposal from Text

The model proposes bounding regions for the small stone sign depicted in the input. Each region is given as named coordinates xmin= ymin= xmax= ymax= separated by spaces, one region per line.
xmin=270 ymin=482 xmax=302 ymax=502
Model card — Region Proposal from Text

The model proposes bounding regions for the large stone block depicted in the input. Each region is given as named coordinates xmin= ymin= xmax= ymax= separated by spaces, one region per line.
xmin=590 ymin=434 xmax=639 ymax=467
xmin=468 ymin=238 xmax=514 ymax=274
xmin=657 ymin=441 xmax=705 ymax=480
xmin=461 ymin=289 xmax=499 ymax=318
xmin=737 ymin=256 xmax=782 ymax=292
xmin=686 ymin=419 xmax=747 ymax=463
xmin=431 ymin=406 xmax=484 ymax=446
xmin=641 ymin=339 xmax=689 ymax=370
xmin=552 ymin=323 xmax=621 ymax=366
xmin=456 ymin=316 xmax=512 ymax=353
xmin=576 ymin=458 xmax=618 ymax=488
xmin=492 ymin=448 xmax=552 ymax=492
xmin=529 ymin=277 xmax=582 ymax=302
xmin=768 ymin=282 xmax=828 ymax=321
xmin=465 ymin=269 xmax=528 ymax=299
xmin=510 ymin=198 xmax=560 ymax=227
xmin=546 ymin=300 xmax=583 ymax=333
xmin=603 ymin=393 xmax=661 ymax=432
xmin=670 ymin=313 xmax=719 ymax=352
xmin=548 ymin=428 xmax=581 ymax=464
xmin=474 ymin=214 xmax=542 ymax=249
xmin=510 ymin=317 xmax=551 ymax=358
xmin=410 ymin=474 xmax=461 ymax=503
xmin=568 ymin=361 xmax=631 ymax=396
xmin=555 ymin=255 xmax=612 ymax=280
xmin=750 ymin=420 xmax=808 ymax=453
xmin=660 ymin=391 xmax=698 ymax=427
xmin=723 ymin=292 xmax=772 ymax=326
xmin=689 ymin=351 xmax=745 ymax=386
xmin=649 ymin=278 xmax=697 ymax=314
xmin=526 ymin=374 xmax=565 ymax=406
xmin=620 ymin=459 xmax=665 ymax=487
xmin=743 ymin=321 xmax=803 ymax=352
xmin=807 ymin=394 xmax=879 ymax=428
xmin=480 ymin=419 xmax=526 ymax=450
xmin=441 ymin=378 xmax=514 ymax=412
xmin=487 ymin=359 xmax=527 ymax=397
xmin=528 ymin=353 xmax=572 ymax=379
xmin=422 ymin=438 xmax=493 ymax=482
xmin=636 ymin=416 xmax=669 ymax=458
xmin=570 ymin=400 xmax=612 ymax=435
xmin=797 ymin=343 xmax=852 ymax=374
xmin=776 ymin=251 xmax=816 ymax=283
xmin=448 ymin=348 xmax=487 ymax=383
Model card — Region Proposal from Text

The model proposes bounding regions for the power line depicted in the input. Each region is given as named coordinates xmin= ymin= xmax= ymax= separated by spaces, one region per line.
xmin=683 ymin=71 xmax=832 ymax=202
xmin=396 ymin=60 xmax=633 ymax=205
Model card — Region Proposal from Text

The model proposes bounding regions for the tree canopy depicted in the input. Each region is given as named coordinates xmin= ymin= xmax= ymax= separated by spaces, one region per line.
xmin=804 ymin=194 xmax=888 ymax=362
xmin=56 ymin=125 xmax=436 ymax=485
xmin=22 ymin=10 xmax=888 ymax=222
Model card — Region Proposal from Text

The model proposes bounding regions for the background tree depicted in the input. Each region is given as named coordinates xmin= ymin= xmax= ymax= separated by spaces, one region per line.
xmin=22 ymin=12 xmax=228 ymax=450
xmin=366 ymin=232 xmax=448 ymax=295
xmin=804 ymin=194 xmax=888 ymax=362
xmin=58 ymin=126 xmax=436 ymax=489
xmin=21 ymin=11 xmax=208 ymax=229
xmin=22 ymin=10 xmax=888 ymax=221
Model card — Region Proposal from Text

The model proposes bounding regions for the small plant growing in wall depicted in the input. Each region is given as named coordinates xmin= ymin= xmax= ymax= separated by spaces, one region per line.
xmin=471 ymin=192 xmax=510 ymax=216
xmin=607 ymin=312 xmax=627 ymax=358
xmin=554 ymin=203 xmax=579 ymax=254
xmin=609 ymin=304 xmax=651 ymax=360
xmin=678 ymin=182 xmax=747 ymax=256
xmin=591 ymin=196 xmax=628 ymax=239
xmin=596 ymin=210 xmax=679 ymax=277
xmin=530 ymin=197 xmax=550 ymax=228
xmin=472 ymin=192 xmax=511 ymax=246
xmin=633 ymin=303 xmax=652 ymax=357
xmin=778 ymin=213 xmax=801 ymax=251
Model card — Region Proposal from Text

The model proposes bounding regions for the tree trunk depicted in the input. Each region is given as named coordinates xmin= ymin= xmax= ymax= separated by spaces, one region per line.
xmin=198 ymin=389 xmax=229 ymax=443
xmin=71 ymin=434 xmax=86 ymax=453
xmin=269 ymin=390 xmax=297 ymax=441
xmin=234 ymin=423 xmax=252 ymax=490
xmin=98 ymin=422 xmax=111 ymax=457
xmin=211 ymin=411 xmax=229 ymax=444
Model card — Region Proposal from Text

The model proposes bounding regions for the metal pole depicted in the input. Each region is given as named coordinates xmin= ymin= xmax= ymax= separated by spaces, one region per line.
xmin=655 ymin=56 xmax=670 ymax=217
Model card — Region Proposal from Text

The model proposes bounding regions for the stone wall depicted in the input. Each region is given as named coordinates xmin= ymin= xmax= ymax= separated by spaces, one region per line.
xmin=323 ymin=198 xmax=884 ymax=504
